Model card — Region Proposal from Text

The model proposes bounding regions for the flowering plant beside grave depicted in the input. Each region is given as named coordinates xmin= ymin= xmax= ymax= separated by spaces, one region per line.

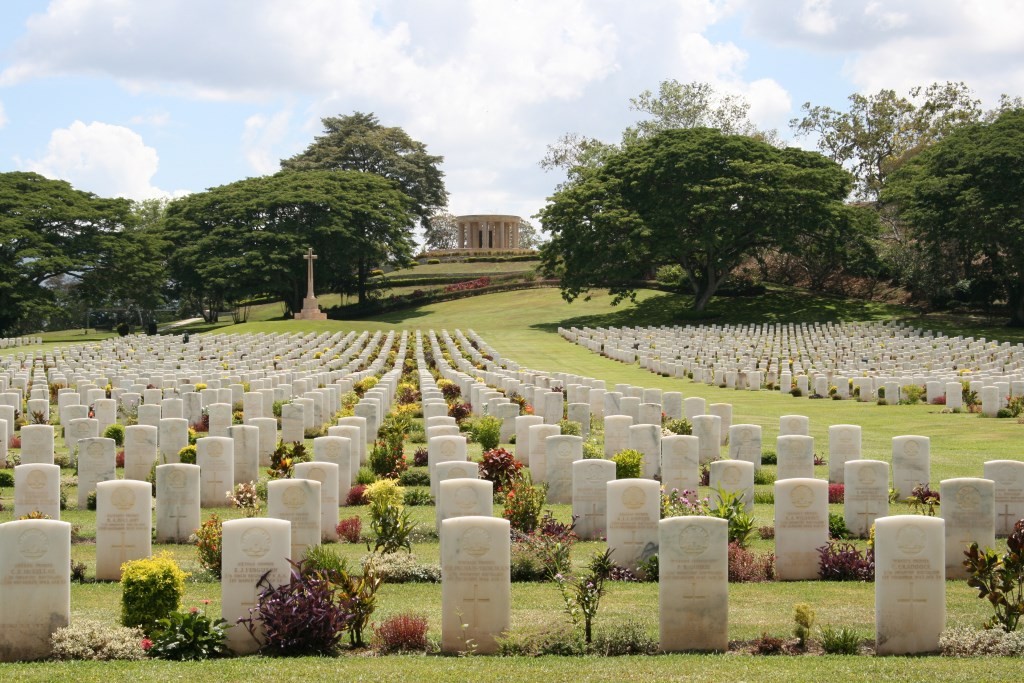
xmin=193 ymin=515 xmax=223 ymax=579
xmin=550 ymin=549 xmax=614 ymax=644
xmin=227 ymin=481 xmax=261 ymax=517
xmin=502 ymin=474 xmax=546 ymax=533
xmin=964 ymin=518 xmax=1024 ymax=632
xmin=146 ymin=602 xmax=228 ymax=660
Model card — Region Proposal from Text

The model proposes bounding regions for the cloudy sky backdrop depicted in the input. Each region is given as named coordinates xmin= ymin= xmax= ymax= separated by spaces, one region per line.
xmin=1 ymin=0 xmax=1022 ymax=230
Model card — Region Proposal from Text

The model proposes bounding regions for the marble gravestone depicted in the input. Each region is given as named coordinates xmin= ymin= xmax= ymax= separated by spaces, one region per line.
xmin=875 ymin=516 xmax=945 ymax=655
xmin=428 ymin=435 xmax=469 ymax=499
xmin=659 ymin=516 xmax=728 ymax=652
xmin=728 ymin=424 xmax=762 ymax=470
xmin=572 ymin=459 xmax=615 ymax=541
xmin=155 ymin=464 xmax=201 ymax=543
xmin=314 ymin=435 xmax=354 ymax=502
xmin=544 ymin=435 xmax=582 ymax=504
xmin=691 ymin=415 xmax=721 ymax=464
xmin=514 ymin=415 xmax=543 ymax=466
xmin=661 ymin=435 xmax=700 ymax=498
xmin=267 ymin=478 xmax=321 ymax=561
xmin=95 ymin=480 xmax=152 ymax=581
xmin=13 ymin=464 xmax=61 ymax=520
xmin=0 ymin=519 xmax=71 ymax=662
xmin=629 ymin=423 xmax=661 ymax=479
xmin=843 ymin=460 xmax=889 ymax=538
xmin=983 ymin=460 xmax=1024 ymax=536
xmin=709 ymin=459 xmax=754 ymax=513
xmin=123 ymin=424 xmax=158 ymax=481
xmin=828 ymin=424 xmax=861 ymax=484
xmin=76 ymin=437 xmax=116 ymax=509
xmin=603 ymin=415 xmax=633 ymax=458
xmin=940 ymin=477 xmax=994 ymax=580
xmin=774 ymin=478 xmax=829 ymax=580
xmin=197 ymin=437 xmax=234 ymax=508
xmin=606 ymin=479 xmax=660 ymax=572
xmin=892 ymin=436 xmax=930 ymax=500
xmin=227 ymin=424 xmax=260 ymax=486
xmin=294 ymin=462 xmax=340 ymax=542
xmin=221 ymin=518 xmax=291 ymax=655
xmin=779 ymin=415 xmax=809 ymax=437
xmin=437 ymin=479 xmax=493 ymax=532
xmin=440 ymin=516 xmax=511 ymax=654
xmin=527 ymin=423 xmax=560 ymax=484
xmin=775 ymin=435 xmax=814 ymax=481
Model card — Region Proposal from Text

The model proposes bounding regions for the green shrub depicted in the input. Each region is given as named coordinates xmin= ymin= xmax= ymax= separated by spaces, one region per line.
xmin=50 ymin=619 xmax=147 ymax=661
xmin=497 ymin=625 xmax=587 ymax=656
xmin=761 ymin=450 xmax=777 ymax=465
xmin=612 ymin=449 xmax=644 ymax=479
xmin=427 ymin=258 xmax=441 ymax=264
xmin=557 ymin=419 xmax=582 ymax=436
xmin=664 ymin=418 xmax=692 ymax=435
xmin=361 ymin=552 xmax=441 ymax=583
xmin=819 ymin=625 xmax=862 ymax=655
xmin=177 ymin=444 xmax=197 ymax=465
xmin=502 ymin=475 xmax=547 ymax=534
xmin=964 ymin=518 xmax=1024 ymax=631
xmin=753 ymin=468 xmax=776 ymax=485
xmin=302 ymin=544 xmax=350 ymax=578
xmin=402 ymin=488 xmax=433 ymax=506
xmin=793 ymin=603 xmax=815 ymax=650
xmin=582 ymin=438 xmax=603 ymax=459
xmin=194 ymin=514 xmax=223 ymax=578
xmin=0 ymin=470 xmax=14 ymax=488
xmin=655 ymin=264 xmax=685 ymax=288
xmin=940 ymin=624 xmax=1024 ymax=656
xmin=120 ymin=552 xmax=187 ymax=633
xmin=148 ymin=607 xmax=228 ymax=660
xmin=592 ymin=620 xmax=658 ymax=655
xmin=470 ymin=415 xmax=502 ymax=450
xmin=356 ymin=467 xmax=377 ymax=485
xmin=397 ymin=468 xmax=430 ymax=487
xmin=102 ymin=423 xmax=125 ymax=446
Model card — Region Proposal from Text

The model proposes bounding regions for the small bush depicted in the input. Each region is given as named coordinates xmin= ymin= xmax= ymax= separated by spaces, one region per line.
xmin=50 ymin=619 xmax=147 ymax=661
xmin=592 ymin=620 xmax=658 ymax=656
xmin=121 ymin=552 xmax=187 ymax=632
xmin=752 ymin=632 xmax=786 ymax=655
xmin=758 ymin=525 xmax=775 ymax=540
xmin=403 ymin=488 xmax=433 ymax=506
xmin=819 ymin=625 xmax=862 ymax=655
xmin=102 ymin=423 xmax=125 ymax=446
xmin=828 ymin=483 xmax=845 ymax=504
xmin=829 ymin=512 xmax=852 ymax=540
xmin=373 ymin=613 xmax=430 ymax=653
xmin=337 ymin=516 xmax=362 ymax=543
xmin=177 ymin=444 xmax=197 ymax=465
xmin=940 ymin=624 xmax=1024 ymax=656
xmin=194 ymin=514 xmax=223 ymax=578
xmin=448 ymin=400 xmax=472 ymax=424
xmin=793 ymin=603 xmax=815 ymax=650
xmin=497 ymin=625 xmax=587 ymax=656
xmin=0 ymin=470 xmax=14 ymax=488
xmin=728 ymin=542 xmax=774 ymax=583
xmin=964 ymin=518 xmax=1024 ymax=631
xmin=469 ymin=415 xmax=502 ymax=450
xmin=240 ymin=560 xmax=354 ymax=656
xmin=302 ymin=544 xmax=350 ymax=579
xmin=818 ymin=541 xmax=874 ymax=581
xmin=148 ymin=606 xmax=228 ymax=660
xmin=478 ymin=447 xmax=523 ymax=493
xmin=502 ymin=476 xmax=546 ymax=534
xmin=761 ymin=450 xmax=777 ymax=465
xmin=361 ymin=552 xmax=441 ymax=583
xmin=346 ymin=485 xmax=368 ymax=506
xmin=663 ymin=418 xmax=692 ymax=435
xmin=356 ymin=467 xmax=377 ymax=485
xmin=557 ymin=419 xmax=582 ymax=436
xmin=412 ymin=447 xmax=428 ymax=467
xmin=612 ymin=449 xmax=644 ymax=479
xmin=398 ymin=468 xmax=431 ymax=487
xmin=753 ymin=468 xmax=775 ymax=486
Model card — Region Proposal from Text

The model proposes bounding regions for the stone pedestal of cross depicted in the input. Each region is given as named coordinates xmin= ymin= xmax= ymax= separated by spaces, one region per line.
xmin=293 ymin=247 xmax=327 ymax=321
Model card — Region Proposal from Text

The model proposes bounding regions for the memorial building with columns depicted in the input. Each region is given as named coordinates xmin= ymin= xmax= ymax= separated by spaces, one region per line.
xmin=456 ymin=215 xmax=524 ymax=250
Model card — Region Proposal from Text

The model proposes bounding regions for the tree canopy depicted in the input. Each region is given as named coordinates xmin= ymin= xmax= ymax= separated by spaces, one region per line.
xmin=281 ymin=112 xmax=447 ymax=234
xmin=163 ymin=169 xmax=414 ymax=319
xmin=540 ymin=128 xmax=859 ymax=311
xmin=0 ymin=171 xmax=144 ymax=335
xmin=885 ymin=108 xmax=1024 ymax=325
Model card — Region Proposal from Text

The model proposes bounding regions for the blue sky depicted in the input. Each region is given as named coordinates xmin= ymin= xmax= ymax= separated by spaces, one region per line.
xmin=1 ymin=0 xmax=1022 ymax=234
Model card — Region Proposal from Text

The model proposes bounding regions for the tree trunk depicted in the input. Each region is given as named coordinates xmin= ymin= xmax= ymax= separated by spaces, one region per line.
xmin=357 ymin=257 xmax=368 ymax=304
xmin=1009 ymin=285 xmax=1024 ymax=327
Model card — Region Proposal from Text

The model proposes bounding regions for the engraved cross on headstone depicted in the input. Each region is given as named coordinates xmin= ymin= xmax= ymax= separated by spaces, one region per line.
xmin=303 ymin=248 xmax=318 ymax=300
xmin=682 ymin=579 xmax=708 ymax=600
xmin=856 ymin=502 xmax=879 ymax=532
xmin=113 ymin=529 xmax=136 ymax=565
xmin=998 ymin=504 xmax=1017 ymax=533
xmin=463 ymin=583 xmax=491 ymax=627
xmin=896 ymin=580 xmax=927 ymax=623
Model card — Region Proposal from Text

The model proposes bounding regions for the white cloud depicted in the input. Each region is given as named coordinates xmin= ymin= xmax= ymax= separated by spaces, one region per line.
xmin=242 ymin=109 xmax=292 ymax=175
xmin=128 ymin=110 xmax=171 ymax=127
xmin=26 ymin=120 xmax=185 ymax=200
xmin=797 ymin=0 xmax=838 ymax=36
xmin=0 ymin=100 xmax=7 ymax=128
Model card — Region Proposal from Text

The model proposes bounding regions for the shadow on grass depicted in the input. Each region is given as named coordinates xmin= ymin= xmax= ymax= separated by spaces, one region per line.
xmin=532 ymin=287 xmax=908 ymax=333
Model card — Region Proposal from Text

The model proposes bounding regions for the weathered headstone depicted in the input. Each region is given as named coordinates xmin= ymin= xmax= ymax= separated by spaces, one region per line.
xmin=940 ymin=477 xmax=995 ymax=580
xmin=158 ymin=417 xmax=189 ymax=464
xmin=527 ymin=423 xmax=560 ymax=484
xmin=76 ymin=437 xmax=116 ymax=508
xmin=155 ymin=463 xmax=201 ymax=543
xmin=776 ymin=435 xmax=814 ymax=481
xmin=428 ymin=435 xmax=469 ymax=499
xmin=658 ymin=516 xmax=728 ymax=652
xmin=875 ymin=516 xmax=945 ymax=655
xmin=222 ymin=518 xmax=291 ymax=654
xmin=267 ymin=478 xmax=321 ymax=561
xmin=709 ymin=459 xmax=754 ymax=513
xmin=13 ymin=464 xmax=61 ymax=519
xmin=728 ymin=424 xmax=762 ymax=469
xmin=227 ymin=424 xmax=260 ymax=485
xmin=691 ymin=415 xmax=721 ymax=464
xmin=95 ymin=480 xmax=152 ymax=581
xmin=984 ymin=459 xmax=1024 ymax=536
xmin=438 ymin=479 xmax=493 ymax=532
xmin=828 ymin=424 xmax=861 ymax=484
xmin=603 ymin=415 xmax=633 ymax=458
xmin=892 ymin=435 xmax=930 ymax=499
xmin=314 ymin=435 xmax=354 ymax=501
xmin=294 ymin=462 xmax=340 ymax=542
xmin=123 ymin=424 xmax=158 ymax=481
xmin=545 ymin=435 xmax=582 ymax=503
xmin=606 ymin=479 xmax=660 ymax=572
xmin=440 ymin=516 xmax=511 ymax=654
xmin=197 ymin=436 xmax=234 ymax=507
xmin=0 ymin=519 xmax=71 ymax=662
xmin=774 ymin=478 xmax=828 ymax=580
xmin=19 ymin=424 xmax=54 ymax=465
xmin=572 ymin=458 xmax=615 ymax=540
xmin=661 ymin=435 xmax=700 ymax=498
xmin=844 ymin=459 xmax=889 ymax=538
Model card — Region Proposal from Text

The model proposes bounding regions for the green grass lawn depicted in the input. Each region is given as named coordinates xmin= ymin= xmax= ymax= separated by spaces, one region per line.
xmin=6 ymin=286 xmax=1024 ymax=678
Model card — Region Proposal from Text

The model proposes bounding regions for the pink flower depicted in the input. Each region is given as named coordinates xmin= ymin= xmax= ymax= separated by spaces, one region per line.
xmin=140 ymin=638 xmax=153 ymax=651
xmin=189 ymin=606 xmax=199 ymax=614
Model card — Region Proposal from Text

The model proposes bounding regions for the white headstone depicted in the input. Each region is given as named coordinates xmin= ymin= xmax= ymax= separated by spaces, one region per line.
xmin=572 ymin=459 xmax=615 ymax=541
xmin=984 ymin=460 xmax=1024 ymax=536
xmin=606 ymin=479 xmax=660 ymax=572
xmin=95 ymin=480 xmax=152 ymax=581
xmin=440 ymin=516 xmax=510 ymax=654
xmin=658 ymin=516 xmax=728 ymax=652
xmin=774 ymin=478 xmax=829 ymax=580
xmin=844 ymin=459 xmax=889 ymax=538
xmin=13 ymin=464 xmax=61 ymax=520
xmin=892 ymin=435 xmax=930 ymax=499
xmin=294 ymin=462 xmax=340 ymax=542
xmin=940 ymin=477 xmax=995 ymax=580
xmin=155 ymin=463 xmax=201 ymax=543
xmin=267 ymin=478 xmax=321 ymax=561
xmin=222 ymin=518 xmax=291 ymax=654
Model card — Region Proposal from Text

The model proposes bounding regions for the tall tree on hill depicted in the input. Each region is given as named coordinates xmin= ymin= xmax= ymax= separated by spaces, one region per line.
xmin=281 ymin=112 xmax=447 ymax=234
xmin=163 ymin=170 xmax=413 ymax=318
xmin=0 ymin=172 xmax=135 ymax=335
xmin=540 ymin=128 xmax=858 ymax=312
xmin=422 ymin=210 xmax=459 ymax=251
xmin=885 ymin=108 xmax=1024 ymax=325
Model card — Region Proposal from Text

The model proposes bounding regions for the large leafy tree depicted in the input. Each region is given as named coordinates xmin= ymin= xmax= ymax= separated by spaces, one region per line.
xmin=163 ymin=170 xmax=412 ymax=318
xmin=541 ymin=128 xmax=856 ymax=311
xmin=885 ymin=109 xmax=1024 ymax=325
xmin=281 ymin=112 xmax=447 ymax=234
xmin=0 ymin=171 xmax=134 ymax=335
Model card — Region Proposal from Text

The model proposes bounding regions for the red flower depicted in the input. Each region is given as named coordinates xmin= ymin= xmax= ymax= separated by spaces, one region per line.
xmin=140 ymin=638 xmax=153 ymax=651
